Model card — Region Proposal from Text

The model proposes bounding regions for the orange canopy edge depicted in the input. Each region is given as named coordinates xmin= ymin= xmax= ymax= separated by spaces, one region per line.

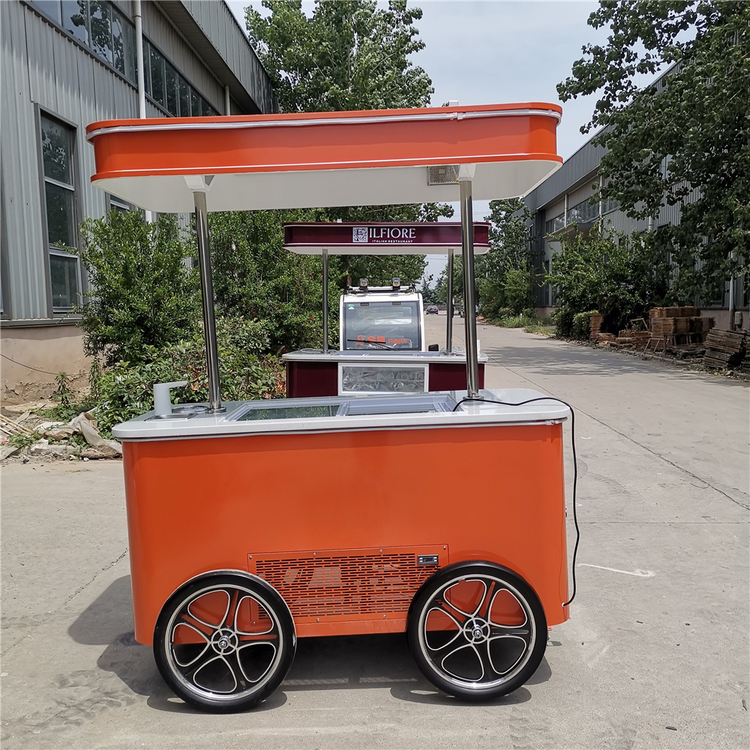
xmin=87 ymin=102 xmax=562 ymax=213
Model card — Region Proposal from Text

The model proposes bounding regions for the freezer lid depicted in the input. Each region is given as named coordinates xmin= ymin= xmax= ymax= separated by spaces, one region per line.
xmin=86 ymin=103 xmax=562 ymax=213
xmin=111 ymin=389 xmax=570 ymax=440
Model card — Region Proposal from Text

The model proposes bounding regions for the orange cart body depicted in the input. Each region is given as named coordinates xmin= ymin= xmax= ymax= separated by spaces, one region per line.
xmin=122 ymin=421 xmax=568 ymax=646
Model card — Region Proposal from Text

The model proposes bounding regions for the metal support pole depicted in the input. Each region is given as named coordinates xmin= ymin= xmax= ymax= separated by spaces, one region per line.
xmin=134 ymin=0 xmax=153 ymax=223
xmin=134 ymin=0 xmax=146 ymax=119
xmin=322 ymin=250 xmax=329 ymax=352
xmin=728 ymin=251 xmax=736 ymax=331
xmin=446 ymin=250 xmax=454 ymax=353
xmin=460 ymin=179 xmax=480 ymax=398
xmin=193 ymin=191 xmax=224 ymax=413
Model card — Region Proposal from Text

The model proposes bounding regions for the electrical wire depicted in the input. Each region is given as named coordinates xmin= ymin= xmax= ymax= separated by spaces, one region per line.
xmin=0 ymin=352 xmax=62 ymax=376
xmin=452 ymin=395 xmax=580 ymax=607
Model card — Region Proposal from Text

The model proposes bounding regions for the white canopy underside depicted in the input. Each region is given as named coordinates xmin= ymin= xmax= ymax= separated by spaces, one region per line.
xmin=94 ymin=161 xmax=559 ymax=214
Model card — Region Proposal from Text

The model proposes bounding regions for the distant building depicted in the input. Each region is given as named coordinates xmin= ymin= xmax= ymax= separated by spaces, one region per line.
xmin=1 ymin=0 xmax=275 ymax=397
xmin=525 ymin=80 xmax=747 ymax=332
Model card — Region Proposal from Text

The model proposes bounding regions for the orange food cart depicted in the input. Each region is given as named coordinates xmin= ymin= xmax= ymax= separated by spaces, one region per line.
xmin=86 ymin=102 xmax=574 ymax=713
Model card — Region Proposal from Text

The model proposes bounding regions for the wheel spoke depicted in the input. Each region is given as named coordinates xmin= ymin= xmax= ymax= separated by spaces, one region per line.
xmin=487 ymin=634 xmax=529 ymax=676
xmin=443 ymin=579 xmax=487 ymax=618
xmin=186 ymin=588 xmax=231 ymax=631
xmin=440 ymin=643 xmax=484 ymax=683
xmin=192 ymin=655 xmax=238 ymax=694
xmin=236 ymin=641 xmax=278 ymax=684
xmin=488 ymin=587 xmax=528 ymax=629
xmin=170 ymin=621 xmax=211 ymax=668
xmin=428 ymin=627 xmax=471 ymax=662
xmin=235 ymin=594 xmax=275 ymax=636
xmin=477 ymin=579 xmax=496 ymax=618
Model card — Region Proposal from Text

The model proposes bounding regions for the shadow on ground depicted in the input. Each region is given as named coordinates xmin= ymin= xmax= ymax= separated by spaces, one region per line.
xmin=69 ymin=575 xmax=549 ymax=712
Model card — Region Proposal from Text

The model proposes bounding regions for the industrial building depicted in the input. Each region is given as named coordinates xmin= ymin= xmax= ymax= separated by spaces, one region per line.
xmin=1 ymin=0 xmax=275 ymax=396
xmin=524 ymin=94 xmax=748 ymax=332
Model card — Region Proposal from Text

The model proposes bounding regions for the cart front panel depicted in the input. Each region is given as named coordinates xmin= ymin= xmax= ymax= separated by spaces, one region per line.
xmin=122 ymin=422 xmax=568 ymax=645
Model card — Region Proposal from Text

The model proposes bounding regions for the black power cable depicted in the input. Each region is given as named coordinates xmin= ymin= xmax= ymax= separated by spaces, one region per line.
xmin=452 ymin=395 xmax=580 ymax=607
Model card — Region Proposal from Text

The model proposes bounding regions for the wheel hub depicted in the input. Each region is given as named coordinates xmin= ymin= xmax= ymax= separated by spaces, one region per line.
xmin=211 ymin=628 xmax=239 ymax=654
xmin=463 ymin=618 xmax=490 ymax=644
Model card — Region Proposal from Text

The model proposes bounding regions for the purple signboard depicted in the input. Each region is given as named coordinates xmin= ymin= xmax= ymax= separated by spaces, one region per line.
xmin=284 ymin=222 xmax=490 ymax=255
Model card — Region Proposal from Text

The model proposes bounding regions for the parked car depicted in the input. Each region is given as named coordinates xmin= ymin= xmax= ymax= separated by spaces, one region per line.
xmin=425 ymin=305 xmax=439 ymax=315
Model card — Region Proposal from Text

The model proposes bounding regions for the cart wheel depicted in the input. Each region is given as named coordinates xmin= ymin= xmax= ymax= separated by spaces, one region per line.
xmin=154 ymin=572 xmax=295 ymax=712
xmin=407 ymin=562 xmax=546 ymax=700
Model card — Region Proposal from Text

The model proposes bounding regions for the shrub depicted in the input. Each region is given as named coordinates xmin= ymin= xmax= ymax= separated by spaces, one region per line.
xmin=545 ymin=224 xmax=669 ymax=332
xmin=94 ymin=317 xmax=282 ymax=436
xmin=572 ymin=310 xmax=599 ymax=341
xmin=76 ymin=211 xmax=199 ymax=366
xmin=551 ymin=308 xmax=575 ymax=337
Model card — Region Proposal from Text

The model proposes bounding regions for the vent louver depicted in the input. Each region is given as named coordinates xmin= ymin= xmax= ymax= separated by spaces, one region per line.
xmin=427 ymin=165 xmax=459 ymax=185
xmin=249 ymin=546 xmax=445 ymax=621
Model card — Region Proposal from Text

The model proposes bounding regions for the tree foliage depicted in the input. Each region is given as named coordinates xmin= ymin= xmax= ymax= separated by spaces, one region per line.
xmin=476 ymin=199 xmax=535 ymax=318
xmin=247 ymin=0 xmax=433 ymax=112
xmin=545 ymin=224 xmax=670 ymax=334
xmin=558 ymin=0 xmax=750 ymax=302
xmin=243 ymin=0 xmax=451 ymax=298
xmin=209 ymin=209 xmax=340 ymax=352
xmin=75 ymin=211 xmax=199 ymax=366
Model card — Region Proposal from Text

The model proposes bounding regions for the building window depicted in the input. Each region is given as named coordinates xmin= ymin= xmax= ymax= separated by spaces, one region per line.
xmin=545 ymin=212 xmax=565 ymax=235
xmin=40 ymin=114 xmax=81 ymax=311
xmin=108 ymin=194 xmax=130 ymax=213
xmin=142 ymin=39 xmax=218 ymax=117
xmin=568 ymin=196 xmax=599 ymax=225
xmin=30 ymin=0 xmax=137 ymax=84
xmin=31 ymin=2 xmax=219 ymax=117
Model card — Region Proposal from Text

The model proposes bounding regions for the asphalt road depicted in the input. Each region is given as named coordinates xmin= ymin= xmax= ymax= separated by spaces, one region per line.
xmin=2 ymin=317 xmax=748 ymax=750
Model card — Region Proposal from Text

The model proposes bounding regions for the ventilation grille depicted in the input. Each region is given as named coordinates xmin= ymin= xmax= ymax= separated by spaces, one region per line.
xmin=427 ymin=165 xmax=459 ymax=185
xmin=250 ymin=546 xmax=445 ymax=621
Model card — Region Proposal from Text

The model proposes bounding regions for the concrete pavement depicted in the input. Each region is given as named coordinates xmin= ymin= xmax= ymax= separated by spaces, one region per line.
xmin=2 ymin=320 xmax=748 ymax=749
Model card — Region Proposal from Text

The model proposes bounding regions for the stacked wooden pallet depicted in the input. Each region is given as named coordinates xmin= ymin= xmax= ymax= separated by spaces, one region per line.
xmin=589 ymin=314 xmax=603 ymax=340
xmin=648 ymin=307 xmax=713 ymax=347
xmin=703 ymin=329 xmax=747 ymax=369
xmin=595 ymin=333 xmax=616 ymax=344
xmin=616 ymin=330 xmax=651 ymax=347
xmin=650 ymin=306 xmax=700 ymax=320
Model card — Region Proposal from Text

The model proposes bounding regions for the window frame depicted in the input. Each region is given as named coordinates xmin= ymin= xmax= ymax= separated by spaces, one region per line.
xmin=37 ymin=108 xmax=83 ymax=315
xmin=26 ymin=1 xmax=137 ymax=86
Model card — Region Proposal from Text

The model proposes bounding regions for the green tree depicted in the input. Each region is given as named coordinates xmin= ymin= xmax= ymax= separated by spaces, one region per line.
xmin=209 ymin=209 xmax=339 ymax=352
xmin=247 ymin=0 xmax=433 ymax=113
xmin=545 ymin=224 xmax=670 ymax=334
xmin=557 ymin=0 xmax=750 ymax=303
xmin=75 ymin=211 xmax=199 ymax=366
xmin=477 ymin=199 xmax=535 ymax=317
xmin=243 ymin=0 xmax=451 ymax=297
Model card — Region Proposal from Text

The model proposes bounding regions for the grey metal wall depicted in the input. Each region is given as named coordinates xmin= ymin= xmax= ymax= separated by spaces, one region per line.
xmin=1 ymin=0 xmax=274 ymax=323
xmin=2 ymin=1 xmax=143 ymax=321
xmin=179 ymin=0 xmax=276 ymax=114
xmin=141 ymin=1 xmax=225 ymax=112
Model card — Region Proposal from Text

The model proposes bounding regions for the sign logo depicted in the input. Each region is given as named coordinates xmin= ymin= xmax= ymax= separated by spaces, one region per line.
xmin=352 ymin=226 xmax=368 ymax=243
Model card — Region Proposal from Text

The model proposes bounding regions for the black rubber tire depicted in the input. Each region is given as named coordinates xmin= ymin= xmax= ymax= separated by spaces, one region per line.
xmin=153 ymin=572 xmax=295 ymax=712
xmin=407 ymin=561 xmax=547 ymax=700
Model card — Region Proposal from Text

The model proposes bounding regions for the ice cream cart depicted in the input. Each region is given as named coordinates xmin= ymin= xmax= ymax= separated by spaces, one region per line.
xmin=281 ymin=220 xmax=491 ymax=397
xmin=86 ymin=102 xmax=572 ymax=712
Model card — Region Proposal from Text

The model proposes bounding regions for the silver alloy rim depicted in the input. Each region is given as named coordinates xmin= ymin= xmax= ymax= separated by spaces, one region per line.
xmin=417 ymin=574 xmax=535 ymax=690
xmin=165 ymin=583 xmax=285 ymax=702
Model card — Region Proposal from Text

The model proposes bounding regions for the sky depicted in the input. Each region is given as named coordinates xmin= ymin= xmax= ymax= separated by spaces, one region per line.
xmin=225 ymin=0 xmax=617 ymax=281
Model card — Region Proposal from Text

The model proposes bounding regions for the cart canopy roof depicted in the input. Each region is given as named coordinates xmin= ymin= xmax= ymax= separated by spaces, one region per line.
xmin=87 ymin=103 xmax=562 ymax=213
